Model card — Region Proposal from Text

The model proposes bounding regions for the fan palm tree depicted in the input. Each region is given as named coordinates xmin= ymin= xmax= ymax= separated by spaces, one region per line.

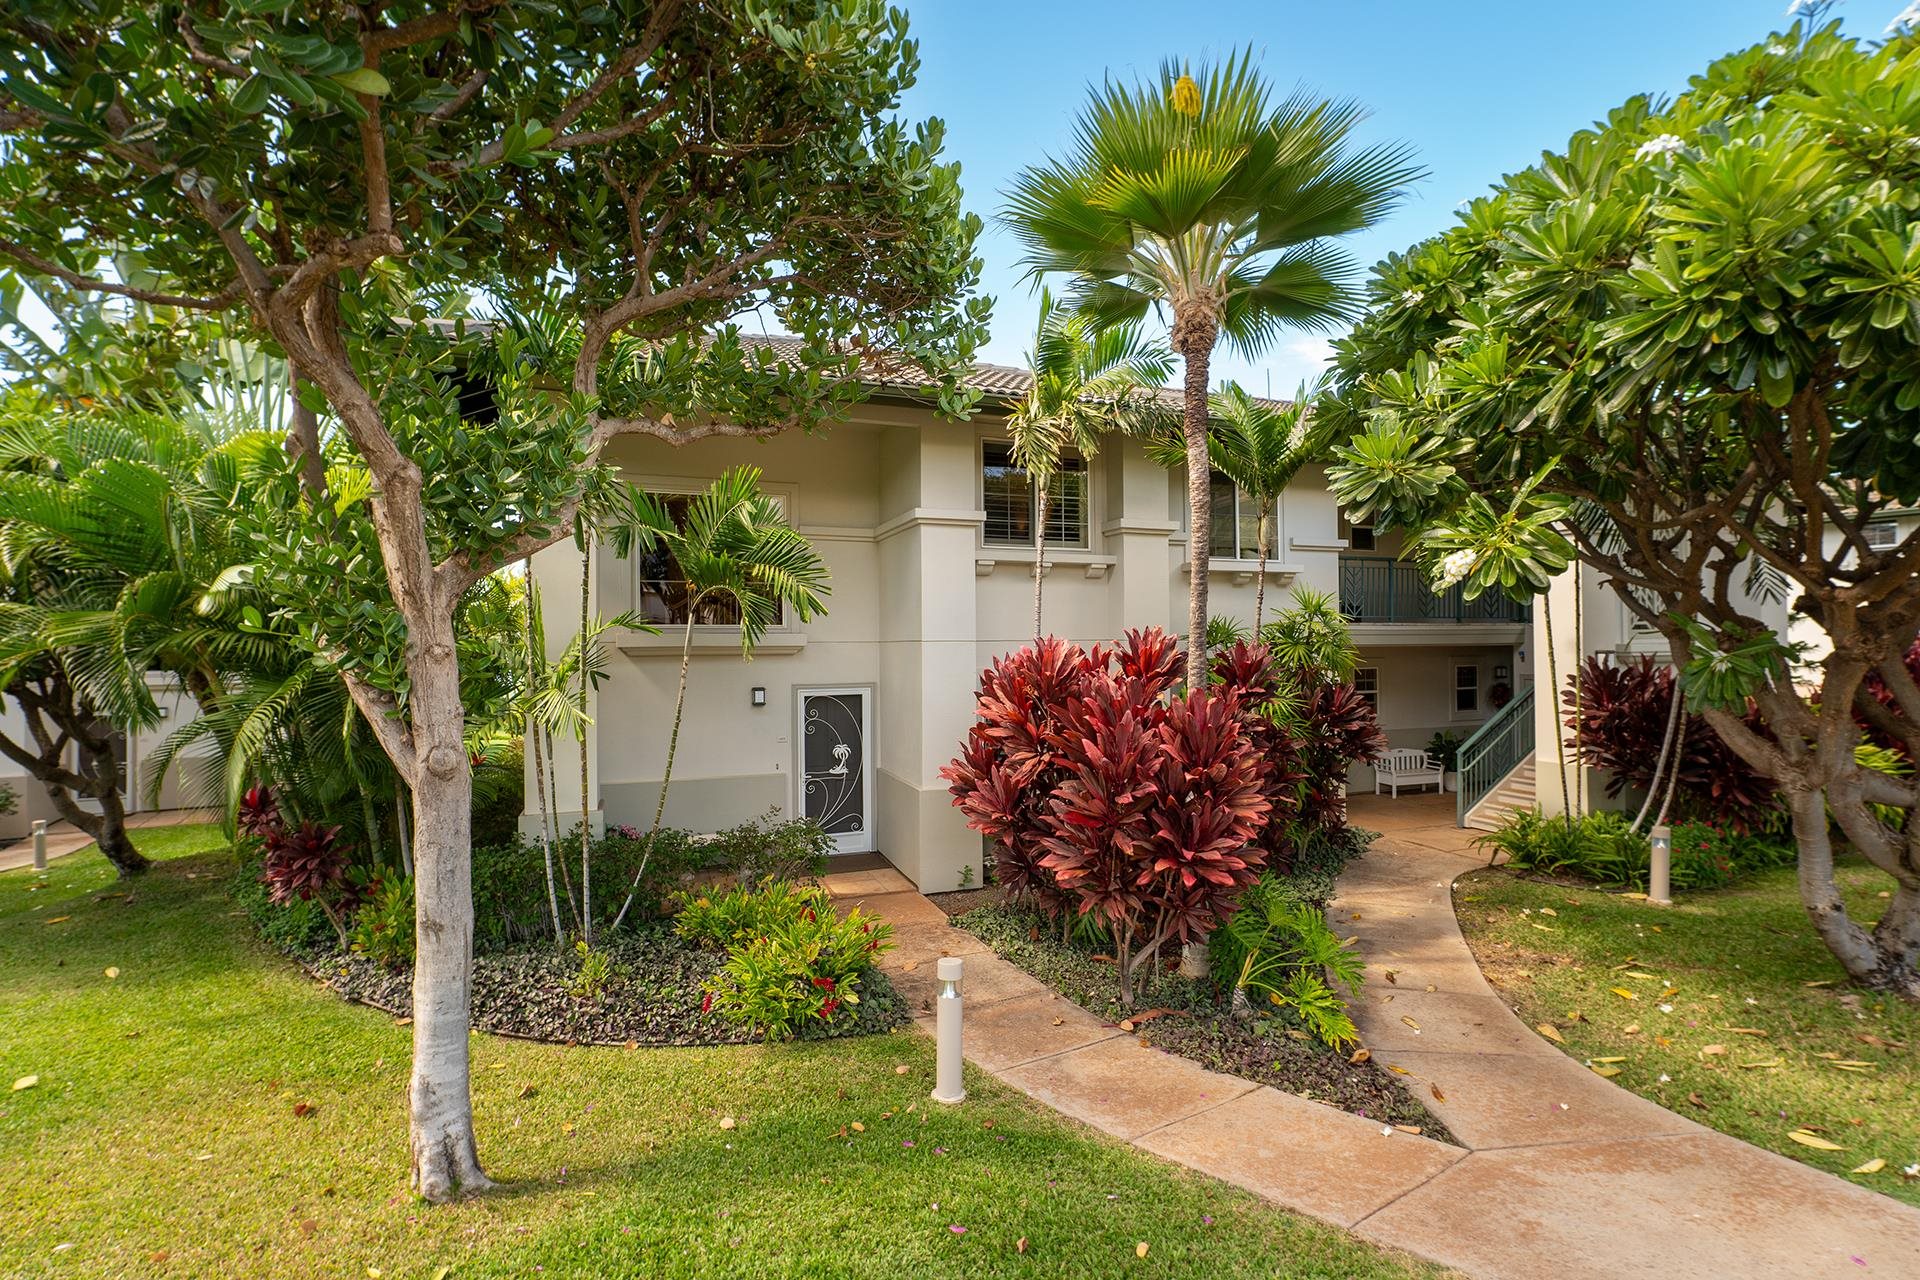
xmin=606 ymin=466 xmax=830 ymax=929
xmin=1004 ymin=51 xmax=1419 ymax=686
xmin=1006 ymin=290 xmax=1172 ymax=637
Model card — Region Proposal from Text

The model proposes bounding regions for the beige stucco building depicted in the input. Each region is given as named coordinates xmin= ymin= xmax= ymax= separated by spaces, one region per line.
xmin=527 ymin=363 xmax=1532 ymax=892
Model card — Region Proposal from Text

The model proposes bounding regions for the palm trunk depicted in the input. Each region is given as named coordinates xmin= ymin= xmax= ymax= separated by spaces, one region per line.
xmin=1173 ymin=311 xmax=1218 ymax=690
xmin=610 ymin=613 xmax=696 ymax=931
xmin=405 ymin=613 xmax=493 ymax=1201
xmin=578 ymin=538 xmax=593 ymax=947
xmin=522 ymin=561 xmax=565 ymax=949
xmin=1032 ymin=482 xmax=1047 ymax=641
xmin=1571 ymin=568 xmax=1585 ymax=814
xmin=1253 ymin=500 xmax=1272 ymax=633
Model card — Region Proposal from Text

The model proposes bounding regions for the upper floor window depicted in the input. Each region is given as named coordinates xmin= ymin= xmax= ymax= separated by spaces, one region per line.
xmin=1863 ymin=521 xmax=1899 ymax=551
xmin=982 ymin=441 xmax=1087 ymax=548
xmin=634 ymin=492 xmax=787 ymax=627
xmin=1207 ymin=471 xmax=1275 ymax=560
xmin=1353 ymin=666 xmax=1379 ymax=710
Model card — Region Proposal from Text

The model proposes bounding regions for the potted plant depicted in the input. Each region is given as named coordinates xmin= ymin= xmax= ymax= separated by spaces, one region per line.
xmin=1427 ymin=730 xmax=1465 ymax=792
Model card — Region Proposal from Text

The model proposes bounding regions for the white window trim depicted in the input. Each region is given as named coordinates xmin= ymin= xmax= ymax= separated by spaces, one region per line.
xmin=1862 ymin=521 xmax=1899 ymax=550
xmin=1205 ymin=471 xmax=1278 ymax=561
xmin=978 ymin=436 xmax=1092 ymax=551
xmin=1451 ymin=661 xmax=1481 ymax=719
xmin=1353 ymin=666 xmax=1380 ymax=711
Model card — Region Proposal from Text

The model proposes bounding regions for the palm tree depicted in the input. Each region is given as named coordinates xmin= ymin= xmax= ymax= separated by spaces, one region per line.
xmin=1006 ymin=290 xmax=1172 ymax=637
xmin=607 ymin=467 xmax=829 ymax=929
xmin=1206 ymin=382 xmax=1337 ymax=631
xmin=1004 ymin=51 xmax=1419 ymax=686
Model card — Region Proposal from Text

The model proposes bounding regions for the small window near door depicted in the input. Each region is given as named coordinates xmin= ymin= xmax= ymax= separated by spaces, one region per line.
xmin=1353 ymin=666 xmax=1379 ymax=710
xmin=1454 ymin=664 xmax=1479 ymax=713
xmin=1349 ymin=522 xmax=1376 ymax=551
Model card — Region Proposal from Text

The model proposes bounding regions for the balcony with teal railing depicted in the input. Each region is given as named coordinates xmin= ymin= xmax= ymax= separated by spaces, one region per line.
xmin=1337 ymin=556 xmax=1531 ymax=625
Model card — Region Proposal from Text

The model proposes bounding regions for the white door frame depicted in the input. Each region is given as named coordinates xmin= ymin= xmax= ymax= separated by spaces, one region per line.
xmin=793 ymin=685 xmax=876 ymax=854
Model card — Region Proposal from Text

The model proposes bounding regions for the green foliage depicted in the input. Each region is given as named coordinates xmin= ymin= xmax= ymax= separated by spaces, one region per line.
xmin=568 ymin=940 xmax=620 ymax=1002
xmin=231 ymin=870 xmax=333 ymax=958
xmin=347 ymin=873 xmax=416 ymax=971
xmin=1478 ymin=809 xmax=1791 ymax=893
xmin=1426 ymin=731 xmax=1464 ymax=773
xmin=689 ymin=811 xmax=833 ymax=885
xmin=1257 ymin=587 xmax=1358 ymax=687
xmin=470 ymin=826 xmax=701 ymax=950
xmin=1209 ymin=872 xmax=1364 ymax=1048
xmin=682 ymin=882 xmax=895 ymax=1040
xmin=1280 ymin=826 xmax=1376 ymax=909
xmin=0 ymin=783 xmax=15 ymax=817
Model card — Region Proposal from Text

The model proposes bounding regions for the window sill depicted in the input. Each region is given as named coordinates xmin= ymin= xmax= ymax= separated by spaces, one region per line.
xmin=975 ymin=547 xmax=1115 ymax=580
xmin=612 ymin=626 xmax=809 ymax=657
xmin=1179 ymin=558 xmax=1304 ymax=588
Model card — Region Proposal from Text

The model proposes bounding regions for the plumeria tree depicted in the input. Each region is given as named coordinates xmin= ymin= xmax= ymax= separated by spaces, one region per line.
xmin=1323 ymin=21 xmax=1920 ymax=997
xmin=0 ymin=1 xmax=985 ymax=1197
xmin=1004 ymin=51 xmax=1418 ymax=686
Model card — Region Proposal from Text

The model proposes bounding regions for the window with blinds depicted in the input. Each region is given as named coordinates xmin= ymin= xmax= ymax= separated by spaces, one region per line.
xmin=1207 ymin=471 xmax=1273 ymax=559
xmin=982 ymin=441 xmax=1087 ymax=547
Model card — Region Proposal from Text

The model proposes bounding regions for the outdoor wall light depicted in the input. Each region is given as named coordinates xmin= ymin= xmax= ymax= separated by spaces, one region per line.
xmin=1493 ymin=664 xmax=1510 ymax=680
xmin=1648 ymin=824 xmax=1672 ymax=907
xmin=750 ymin=686 xmax=767 ymax=707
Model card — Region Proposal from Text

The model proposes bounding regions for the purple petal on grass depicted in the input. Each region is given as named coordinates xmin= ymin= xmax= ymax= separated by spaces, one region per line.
xmin=949 ymin=1225 xmax=967 ymax=1235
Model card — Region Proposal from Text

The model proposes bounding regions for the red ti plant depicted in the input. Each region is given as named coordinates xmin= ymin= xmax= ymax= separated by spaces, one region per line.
xmin=1564 ymin=656 xmax=1781 ymax=832
xmin=257 ymin=814 xmax=356 ymax=945
xmin=945 ymin=628 xmax=1270 ymax=1004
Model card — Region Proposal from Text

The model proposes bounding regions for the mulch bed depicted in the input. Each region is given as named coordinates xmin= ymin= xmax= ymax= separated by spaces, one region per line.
xmin=956 ymin=902 xmax=1455 ymax=1141
xmin=297 ymin=928 xmax=909 ymax=1048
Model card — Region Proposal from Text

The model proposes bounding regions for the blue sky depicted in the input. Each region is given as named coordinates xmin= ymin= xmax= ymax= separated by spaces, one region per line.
xmin=898 ymin=0 xmax=1891 ymax=392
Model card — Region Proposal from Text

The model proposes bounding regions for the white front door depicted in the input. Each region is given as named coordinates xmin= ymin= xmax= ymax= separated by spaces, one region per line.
xmin=796 ymin=687 xmax=874 ymax=854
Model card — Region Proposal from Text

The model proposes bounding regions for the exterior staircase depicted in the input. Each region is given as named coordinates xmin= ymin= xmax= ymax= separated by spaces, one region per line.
xmin=1462 ymin=756 xmax=1536 ymax=832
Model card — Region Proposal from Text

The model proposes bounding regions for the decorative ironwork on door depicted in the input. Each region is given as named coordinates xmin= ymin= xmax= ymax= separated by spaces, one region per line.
xmin=801 ymin=692 xmax=868 ymax=846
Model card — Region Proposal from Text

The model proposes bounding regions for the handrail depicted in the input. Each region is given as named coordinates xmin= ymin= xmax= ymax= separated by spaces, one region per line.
xmin=1336 ymin=555 xmax=1531 ymax=624
xmin=1455 ymin=684 xmax=1536 ymax=828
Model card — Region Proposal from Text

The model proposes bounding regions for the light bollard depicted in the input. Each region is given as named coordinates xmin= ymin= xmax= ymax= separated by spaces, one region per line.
xmin=30 ymin=819 xmax=47 ymax=873
xmin=1648 ymin=824 xmax=1672 ymax=907
xmin=932 ymin=955 xmax=965 ymax=1105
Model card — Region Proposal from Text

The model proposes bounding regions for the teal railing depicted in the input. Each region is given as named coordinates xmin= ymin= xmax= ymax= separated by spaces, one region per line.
xmin=1455 ymin=684 xmax=1536 ymax=828
xmin=1337 ymin=556 xmax=1531 ymax=624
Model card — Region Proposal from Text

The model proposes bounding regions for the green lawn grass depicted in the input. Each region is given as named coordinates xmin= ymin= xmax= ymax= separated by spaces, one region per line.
xmin=1453 ymin=857 xmax=1920 ymax=1205
xmin=0 ymin=826 xmax=1447 ymax=1279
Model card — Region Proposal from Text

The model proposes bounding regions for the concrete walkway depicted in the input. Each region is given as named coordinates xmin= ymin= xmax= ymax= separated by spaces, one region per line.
xmin=826 ymin=799 xmax=1920 ymax=1279
xmin=0 ymin=808 xmax=218 ymax=873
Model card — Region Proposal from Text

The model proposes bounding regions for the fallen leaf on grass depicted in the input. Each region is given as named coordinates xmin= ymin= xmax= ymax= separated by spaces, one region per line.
xmin=850 ymin=1121 xmax=865 ymax=1133
xmin=518 ymin=1085 xmax=538 ymax=1099
xmin=1803 ymin=979 xmax=1835 ymax=988
xmin=1700 ymin=1044 xmax=1727 ymax=1058
xmin=1539 ymin=907 xmax=1558 ymax=917
xmin=148 ymin=1251 xmax=169 ymax=1264
xmin=1136 ymin=1242 xmax=1150 ymax=1258
xmin=1686 ymin=1092 xmax=1709 ymax=1109
xmin=895 ymin=1065 xmax=910 ymax=1076
xmin=1349 ymin=1047 xmax=1371 ymax=1064
xmin=44 ymin=916 xmax=69 ymax=924
xmin=1788 ymin=1130 xmax=1845 ymax=1151
xmin=1590 ymin=1066 xmax=1622 ymax=1078
xmin=103 ymin=967 xmax=119 ymax=979
xmin=1622 ymin=1024 xmax=1641 ymax=1036
xmin=1610 ymin=987 xmax=1638 ymax=1001
xmin=1852 ymin=1159 xmax=1887 ymax=1175
xmin=1017 ymin=1238 xmax=1028 ymax=1254
xmin=291 ymin=1102 xmax=315 ymax=1118
xmin=718 ymin=1117 xmax=735 ymax=1131
xmin=1718 ymin=1026 xmax=1767 ymax=1037
xmin=1739 ymin=1060 xmax=1784 ymax=1070
xmin=1536 ymin=1024 xmax=1565 ymax=1044
xmin=13 ymin=1075 xmax=39 ymax=1091
xmin=1385 ymin=1064 xmax=1411 ymax=1075
xmin=1590 ymin=1056 xmax=1627 ymax=1064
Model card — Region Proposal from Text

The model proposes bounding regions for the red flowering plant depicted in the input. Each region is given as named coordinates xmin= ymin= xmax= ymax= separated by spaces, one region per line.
xmin=1564 ymin=656 xmax=1782 ymax=832
xmin=946 ymin=628 xmax=1273 ymax=1005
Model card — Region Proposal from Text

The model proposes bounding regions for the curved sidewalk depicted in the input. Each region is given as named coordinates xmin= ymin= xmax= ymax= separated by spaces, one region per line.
xmin=826 ymin=815 xmax=1920 ymax=1280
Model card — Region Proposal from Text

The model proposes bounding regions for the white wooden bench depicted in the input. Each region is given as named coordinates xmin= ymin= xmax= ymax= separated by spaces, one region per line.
xmin=1374 ymin=748 xmax=1444 ymax=797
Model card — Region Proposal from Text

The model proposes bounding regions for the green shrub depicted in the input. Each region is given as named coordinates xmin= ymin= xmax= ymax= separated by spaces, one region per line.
xmin=348 ymin=873 xmax=416 ymax=970
xmin=1209 ymin=872 xmax=1365 ymax=1047
xmin=1474 ymin=810 xmax=1651 ymax=887
xmin=470 ymin=739 xmax=526 ymax=849
xmin=231 ymin=871 xmax=334 ymax=956
xmin=1280 ymin=826 xmax=1374 ymax=907
xmin=470 ymin=826 xmax=703 ymax=949
xmin=679 ymin=881 xmax=893 ymax=1040
xmin=699 ymin=810 xmax=833 ymax=883
xmin=1668 ymin=819 xmax=1795 ymax=890
xmin=568 ymin=940 xmax=620 ymax=1000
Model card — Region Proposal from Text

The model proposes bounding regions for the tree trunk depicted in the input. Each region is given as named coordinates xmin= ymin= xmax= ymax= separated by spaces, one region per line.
xmin=1032 ymin=482 xmax=1047 ymax=641
xmin=0 ymin=689 xmax=149 ymax=877
xmin=1785 ymin=790 xmax=1920 ymax=999
xmin=523 ymin=567 xmax=565 ymax=950
xmin=1173 ymin=312 xmax=1218 ymax=690
xmin=405 ymin=614 xmax=494 ymax=1201
xmin=1543 ymin=592 xmax=1572 ymax=823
